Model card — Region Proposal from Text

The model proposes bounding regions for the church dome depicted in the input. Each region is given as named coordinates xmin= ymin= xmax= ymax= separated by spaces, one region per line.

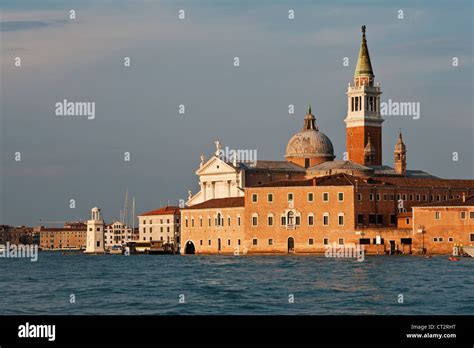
xmin=285 ymin=107 xmax=335 ymax=166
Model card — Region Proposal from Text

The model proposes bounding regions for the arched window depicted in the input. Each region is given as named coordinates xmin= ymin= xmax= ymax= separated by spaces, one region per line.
xmin=287 ymin=211 xmax=294 ymax=225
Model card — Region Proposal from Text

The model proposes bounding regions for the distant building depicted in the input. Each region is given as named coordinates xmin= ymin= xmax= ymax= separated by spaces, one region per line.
xmin=85 ymin=207 xmax=105 ymax=254
xmin=0 ymin=225 xmax=34 ymax=245
xmin=104 ymin=221 xmax=136 ymax=250
xmin=138 ymin=206 xmax=181 ymax=247
xmin=37 ymin=222 xmax=87 ymax=250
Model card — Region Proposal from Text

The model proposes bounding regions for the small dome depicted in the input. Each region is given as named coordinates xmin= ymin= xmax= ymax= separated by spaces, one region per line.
xmin=285 ymin=107 xmax=335 ymax=160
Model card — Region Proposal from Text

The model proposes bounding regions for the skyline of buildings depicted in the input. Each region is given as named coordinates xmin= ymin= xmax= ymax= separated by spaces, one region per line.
xmin=1 ymin=1 xmax=472 ymax=227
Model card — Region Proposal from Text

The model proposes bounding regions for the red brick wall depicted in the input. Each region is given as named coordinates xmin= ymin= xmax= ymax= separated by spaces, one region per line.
xmin=346 ymin=125 xmax=382 ymax=165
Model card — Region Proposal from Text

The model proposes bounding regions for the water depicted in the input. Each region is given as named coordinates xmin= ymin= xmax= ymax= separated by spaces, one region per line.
xmin=0 ymin=252 xmax=473 ymax=315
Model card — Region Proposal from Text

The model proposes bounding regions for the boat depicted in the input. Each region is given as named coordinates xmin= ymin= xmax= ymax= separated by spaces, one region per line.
xmin=148 ymin=240 xmax=176 ymax=255
xmin=462 ymin=246 xmax=474 ymax=257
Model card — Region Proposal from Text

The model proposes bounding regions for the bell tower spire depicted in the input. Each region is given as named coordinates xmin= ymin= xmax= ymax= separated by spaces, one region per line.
xmin=345 ymin=25 xmax=383 ymax=166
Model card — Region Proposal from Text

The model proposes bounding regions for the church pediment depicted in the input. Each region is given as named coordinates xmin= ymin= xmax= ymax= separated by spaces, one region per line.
xmin=196 ymin=156 xmax=238 ymax=176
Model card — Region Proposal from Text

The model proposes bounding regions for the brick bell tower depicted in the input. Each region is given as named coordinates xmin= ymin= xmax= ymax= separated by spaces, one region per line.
xmin=345 ymin=25 xmax=383 ymax=166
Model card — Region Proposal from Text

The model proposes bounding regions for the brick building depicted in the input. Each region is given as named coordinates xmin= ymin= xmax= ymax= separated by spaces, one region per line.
xmin=37 ymin=222 xmax=87 ymax=250
xmin=179 ymin=26 xmax=474 ymax=255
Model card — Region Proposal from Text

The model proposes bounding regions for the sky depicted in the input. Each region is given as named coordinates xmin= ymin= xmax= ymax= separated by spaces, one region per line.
xmin=1 ymin=0 xmax=473 ymax=226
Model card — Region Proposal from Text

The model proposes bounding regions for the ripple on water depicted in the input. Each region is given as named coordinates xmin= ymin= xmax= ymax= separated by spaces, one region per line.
xmin=0 ymin=253 xmax=473 ymax=315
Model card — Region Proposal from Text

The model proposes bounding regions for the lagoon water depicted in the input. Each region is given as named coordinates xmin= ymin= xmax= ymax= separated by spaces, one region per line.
xmin=1 ymin=252 xmax=473 ymax=315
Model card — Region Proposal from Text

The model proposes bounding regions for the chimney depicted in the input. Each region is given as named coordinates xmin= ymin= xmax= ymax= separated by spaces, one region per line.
xmin=312 ymin=177 xmax=317 ymax=186
xmin=462 ymin=192 xmax=466 ymax=203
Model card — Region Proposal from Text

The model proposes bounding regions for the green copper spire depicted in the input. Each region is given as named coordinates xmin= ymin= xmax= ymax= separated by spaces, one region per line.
xmin=354 ymin=25 xmax=374 ymax=77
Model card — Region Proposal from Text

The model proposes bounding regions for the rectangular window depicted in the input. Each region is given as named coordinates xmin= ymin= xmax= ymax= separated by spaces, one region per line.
xmin=238 ymin=239 xmax=241 ymax=245
xmin=402 ymin=194 xmax=407 ymax=201
xmin=390 ymin=194 xmax=394 ymax=201
xmin=460 ymin=211 xmax=466 ymax=220
xmin=288 ymin=193 xmax=294 ymax=202
xmin=208 ymin=240 xmax=211 ymax=245
xmin=409 ymin=195 xmax=414 ymax=201
xmin=281 ymin=216 xmax=286 ymax=226
xmin=338 ymin=215 xmax=344 ymax=226
xmin=267 ymin=193 xmax=273 ymax=203
xmin=323 ymin=214 xmax=329 ymax=226
xmin=357 ymin=193 xmax=362 ymax=201
xmin=357 ymin=214 xmax=364 ymax=224
xmin=323 ymin=192 xmax=329 ymax=202
xmin=228 ymin=217 xmax=231 ymax=226
xmin=439 ymin=237 xmax=444 ymax=242
xmin=295 ymin=216 xmax=301 ymax=225
xmin=252 ymin=216 xmax=258 ymax=226
xmin=376 ymin=214 xmax=383 ymax=224
xmin=470 ymin=234 xmax=474 ymax=242
xmin=406 ymin=218 xmax=410 ymax=225
xmin=359 ymin=238 xmax=371 ymax=245
xmin=308 ymin=238 xmax=314 ymax=245
xmin=376 ymin=193 xmax=381 ymax=201
xmin=308 ymin=192 xmax=314 ymax=202
xmin=252 ymin=238 xmax=258 ymax=246
xmin=308 ymin=215 xmax=314 ymax=226
xmin=323 ymin=238 xmax=329 ymax=245
xmin=369 ymin=193 xmax=374 ymax=201
xmin=416 ymin=194 xmax=420 ymax=201
xmin=237 ymin=216 xmax=241 ymax=226
xmin=435 ymin=211 xmax=441 ymax=220
xmin=383 ymin=194 xmax=388 ymax=201
xmin=433 ymin=237 xmax=438 ymax=242
xmin=191 ymin=219 xmax=194 ymax=228
xmin=200 ymin=240 xmax=203 ymax=246
xmin=200 ymin=218 xmax=203 ymax=227
xmin=268 ymin=239 xmax=273 ymax=246
xmin=338 ymin=192 xmax=344 ymax=202
xmin=369 ymin=214 xmax=376 ymax=224
xmin=252 ymin=193 xmax=258 ymax=203
xmin=338 ymin=238 xmax=344 ymax=245
xmin=470 ymin=212 xmax=474 ymax=219
xmin=390 ymin=215 xmax=396 ymax=225
xmin=268 ymin=216 xmax=273 ymax=226
xmin=448 ymin=237 xmax=454 ymax=242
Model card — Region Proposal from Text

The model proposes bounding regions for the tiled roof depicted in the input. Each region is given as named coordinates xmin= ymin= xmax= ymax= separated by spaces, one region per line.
xmin=139 ymin=206 xmax=180 ymax=216
xmin=369 ymin=165 xmax=438 ymax=179
xmin=236 ymin=160 xmax=305 ymax=172
xmin=184 ymin=197 xmax=245 ymax=210
xmin=309 ymin=160 xmax=373 ymax=171
xmin=249 ymin=172 xmax=474 ymax=189
xmin=373 ymin=176 xmax=474 ymax=188
xmin=416 ymin=195 xmax=474 ymax=207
